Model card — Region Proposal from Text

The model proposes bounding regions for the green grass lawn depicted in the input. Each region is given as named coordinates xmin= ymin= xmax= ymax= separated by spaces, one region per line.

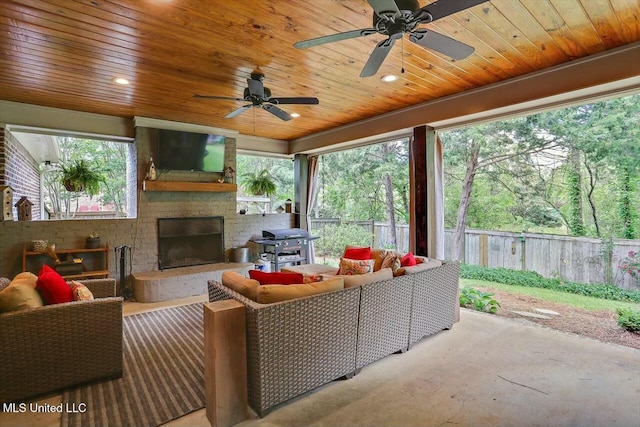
xmin=460 ymin=278 xmax=640 ymax=312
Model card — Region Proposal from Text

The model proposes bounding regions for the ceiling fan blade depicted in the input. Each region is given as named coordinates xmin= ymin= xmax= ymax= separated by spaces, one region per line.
xmin=409 ymin=29 xmax=474 ymax=60
xmin=193 ymin=94 xmax=246 ymax=101
xmin=413 ymin=0 xmax=489 ymax=23
xmin=262 ymin=104 xmax=292 ymax=121
xmin=224 ymin=104 xmax=253 ymax=119
xmin=247 ymin=78 xmax=264 ymax=98
xmin=367 ymin=0 xmax=400 ymax=19
xmin=269 ymin=97 xmax=319 ymax=105
xmin=360 ymin=38 xmax=396 ymax=77
xmin=294 ymin=28 xmax=377 ymax=49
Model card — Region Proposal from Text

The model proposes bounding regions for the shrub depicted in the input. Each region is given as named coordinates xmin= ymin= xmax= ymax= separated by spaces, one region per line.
xmin=619 ymin=250 xmax=640 ymax=288
xmin=460 ymin=287 xmax=500 ymax=314
xmin=616 ymin=308 xmax=640 ymax=333
xmin=313 ymin=223 xmax=373 ymax=258
xmin=460 ymin=264 xmax=640 ymax=303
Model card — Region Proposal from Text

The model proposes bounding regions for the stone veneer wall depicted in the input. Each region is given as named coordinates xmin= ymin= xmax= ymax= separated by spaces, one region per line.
xmin=0 ymin=125 xmax=293 ymax=279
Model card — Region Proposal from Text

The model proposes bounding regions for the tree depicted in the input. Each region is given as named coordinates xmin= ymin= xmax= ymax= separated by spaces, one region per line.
xmin=380 ymin=142 xmax=398 ymax=247
xmin=314 ymin=139 xmax=409 ymax=249
xmin=566 ymin=147 xmax=586 ymax=236
xmin=441 ymin=119 xmax=559 ymax=260
xmin=441 ymin=94 xmax=639 ymax=259
xmin=528 ymin=96 xmax=640 ymax=238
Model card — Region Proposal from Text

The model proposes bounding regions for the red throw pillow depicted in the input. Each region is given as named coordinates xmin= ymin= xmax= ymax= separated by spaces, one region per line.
xmin=344 ymin=247 xmax=372 ymax=260
xmin=36 ymin=264 xmax=73 ymax=304
xmin=249 ymin=270 xmax=304 ymax=286
xmin=401 ymin=252 xmax=417 ymax=267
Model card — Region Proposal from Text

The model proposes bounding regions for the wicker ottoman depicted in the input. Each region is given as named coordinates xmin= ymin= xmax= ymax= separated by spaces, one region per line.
xmin=280 ymin=263 xmax=338 ymax=276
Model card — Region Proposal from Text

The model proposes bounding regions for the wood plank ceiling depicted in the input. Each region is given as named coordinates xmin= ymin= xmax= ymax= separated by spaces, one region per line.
xmin=0 ymin=0 xmax=638 ymax=141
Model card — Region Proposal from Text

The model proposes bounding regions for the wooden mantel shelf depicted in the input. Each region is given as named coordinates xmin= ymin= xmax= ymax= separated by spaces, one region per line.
xmin=143 ymin=180 xmax=237 ymax=192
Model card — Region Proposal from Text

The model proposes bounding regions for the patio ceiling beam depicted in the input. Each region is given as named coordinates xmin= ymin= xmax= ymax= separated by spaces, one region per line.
xmin=289 ymin=41 xmax=640 ymax=155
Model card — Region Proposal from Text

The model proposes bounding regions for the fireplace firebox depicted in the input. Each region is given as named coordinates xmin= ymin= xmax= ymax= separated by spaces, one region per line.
xmin=157 ymin=216 xmax=224 ymax=270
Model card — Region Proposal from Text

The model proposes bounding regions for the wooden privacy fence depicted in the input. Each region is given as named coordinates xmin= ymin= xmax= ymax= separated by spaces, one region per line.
xmin=444 ymin=229 xmax=639 ymax=290
xmin=312 ymin=219 xmax=639 ymax=289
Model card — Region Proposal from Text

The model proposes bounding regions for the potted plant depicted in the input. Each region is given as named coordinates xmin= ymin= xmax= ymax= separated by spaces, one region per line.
xmin=241 ymin=169 xmax=276 ymax=196
xmin=60 ymin=160 xmax=104 ymax=195
xmin=85 ymin=232 xmax=101 ymax=249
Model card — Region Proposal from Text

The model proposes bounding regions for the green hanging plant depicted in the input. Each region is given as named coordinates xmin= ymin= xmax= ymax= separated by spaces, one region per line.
xmin=59 ymin=159 xmax=105 ymax=196
xmin=241 ymin=169 xmax=276 ymax=196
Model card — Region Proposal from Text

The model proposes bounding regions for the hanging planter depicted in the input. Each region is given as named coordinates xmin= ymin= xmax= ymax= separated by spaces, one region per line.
xmin=63 ymin=179 xmax=85 ymax=192
xmin=59 ymin=160 xmax=104 ymax=195
xmin=241 ymin=169 xmax=276 ymax=197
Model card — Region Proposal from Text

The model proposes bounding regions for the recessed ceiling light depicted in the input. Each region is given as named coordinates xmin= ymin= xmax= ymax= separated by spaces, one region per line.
xmin=290 ymin=113 xmax=301 ymax=118
xmin=114 ymin=77 xmax=130 ymax=85
xmin=381 ymin=75 xmax=398 ymax=82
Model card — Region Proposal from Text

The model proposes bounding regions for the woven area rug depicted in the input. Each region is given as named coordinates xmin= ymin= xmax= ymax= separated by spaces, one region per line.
xmin=61 ymin=303 xmax=205 ymax=427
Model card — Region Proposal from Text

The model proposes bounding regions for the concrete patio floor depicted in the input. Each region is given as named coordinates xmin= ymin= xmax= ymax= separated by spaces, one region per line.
xmin=2 ymin=305 xmax=639 ymax=427
xmin=170 ymin=308 xmax=640 ymax=427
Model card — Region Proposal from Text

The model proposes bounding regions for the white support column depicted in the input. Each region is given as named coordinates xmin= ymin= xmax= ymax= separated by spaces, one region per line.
xmin=426 ymin=131 xmax=445 ymax=260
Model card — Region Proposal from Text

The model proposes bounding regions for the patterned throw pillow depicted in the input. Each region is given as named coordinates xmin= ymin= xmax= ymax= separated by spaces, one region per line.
xmin=69 ymin=281 xmax=94 ymax=301
xmin=302 ymin=274 xmax=323 ymax=284
xmin=337 ymin=246 xmax=373 ymax=275
xmin=339 ymin=258 xmax=375 ymax=275
xmin=380 ymin=251 xmax=401 ymax=275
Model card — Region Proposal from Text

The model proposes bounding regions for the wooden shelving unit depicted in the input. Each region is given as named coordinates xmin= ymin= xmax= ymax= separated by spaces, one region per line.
xmin=23 ymin=243 xmax=110 ymax=280
xmin=143 ymin=180 xmax=237 ymax=192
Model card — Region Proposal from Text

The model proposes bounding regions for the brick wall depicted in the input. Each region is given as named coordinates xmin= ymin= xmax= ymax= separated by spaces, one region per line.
xmin=3 ymin=131 xmax=41 ymax=220
xmin=0 ymin=128 xmax=5 ymax=185
xmin=0 ymin=125 xmax=293 ymax=279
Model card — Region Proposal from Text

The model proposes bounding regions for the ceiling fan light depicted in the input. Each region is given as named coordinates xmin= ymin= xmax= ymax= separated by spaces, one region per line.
xmin=381 ymin=74 xmax=398 ymax=82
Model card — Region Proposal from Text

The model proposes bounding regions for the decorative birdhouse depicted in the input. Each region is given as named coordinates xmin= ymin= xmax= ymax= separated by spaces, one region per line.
xmin=224 ymin=166 xmax=235 ymax=183
xmin=15 ymin=196 xmax=33 ymax=221
xmin=1 ymin=186 xmax=13 ymax=221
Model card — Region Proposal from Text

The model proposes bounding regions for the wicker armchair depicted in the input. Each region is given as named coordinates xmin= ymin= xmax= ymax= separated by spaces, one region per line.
xmin=0 ymin=278 xmax=123 ymax=402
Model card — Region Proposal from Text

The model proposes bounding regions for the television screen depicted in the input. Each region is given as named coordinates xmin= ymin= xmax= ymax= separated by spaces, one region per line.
xmin=156 ymin=129 xmax=225 ymax=172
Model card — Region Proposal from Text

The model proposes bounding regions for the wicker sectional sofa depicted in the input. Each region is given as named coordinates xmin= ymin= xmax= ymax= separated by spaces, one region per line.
xmin=0 ymin=278 xmax=123 ymax=402
xmin=208 ymin=260 xmax=460 ymax=416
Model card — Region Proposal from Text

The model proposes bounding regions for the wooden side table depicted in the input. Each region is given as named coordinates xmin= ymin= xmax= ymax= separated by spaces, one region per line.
xmin=204 ymin=300 xmax=248 ymax=427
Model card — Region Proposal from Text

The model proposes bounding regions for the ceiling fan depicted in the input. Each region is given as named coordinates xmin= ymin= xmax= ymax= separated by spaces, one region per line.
xmin=193 ymin=69 xmax=319 ymax=121
xmin=294 ymin=0 xmax=489 ymax=77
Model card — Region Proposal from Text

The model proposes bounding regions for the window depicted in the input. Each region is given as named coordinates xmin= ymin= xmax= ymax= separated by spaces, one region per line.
xmin=236 ymin=154 xmax=293 ymax=214
xmin=3 ymin=130 xmax=136 ymax=220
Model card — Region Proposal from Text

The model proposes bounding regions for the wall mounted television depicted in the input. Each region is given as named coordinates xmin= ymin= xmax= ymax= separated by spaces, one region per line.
xmin=156 ymin=129 xmax=226 ymax=172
